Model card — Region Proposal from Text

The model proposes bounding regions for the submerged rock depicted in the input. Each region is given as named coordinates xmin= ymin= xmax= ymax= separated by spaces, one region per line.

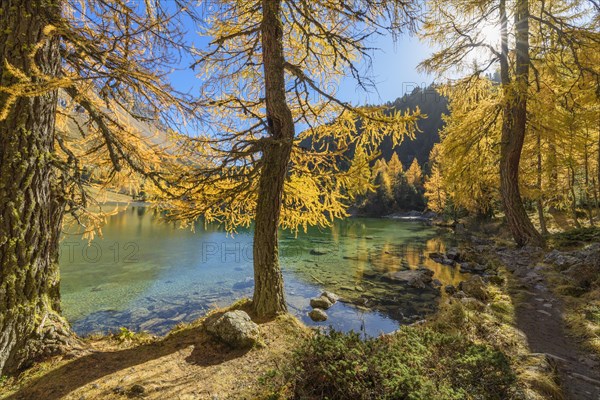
xmin=382 ymin=268 xmax=434 ymax=289
xmin=308 ymin=308 xmax=328 ymax=322
xmin=310 ymin=296 xmax=333 ymax=310
xmin=205 ymin=310 xmax=259 ymax=348
xmin=310 ymin=248 xmax=330 ymax=256
xmin=232 ymin=277 xmax=254 ymax=290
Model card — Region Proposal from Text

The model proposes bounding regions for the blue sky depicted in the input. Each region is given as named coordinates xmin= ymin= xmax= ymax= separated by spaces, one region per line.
xmin=335 ymin=34 xmax=434 ymax=105
xmin=168 ymin=26 xmax=435 ymax=107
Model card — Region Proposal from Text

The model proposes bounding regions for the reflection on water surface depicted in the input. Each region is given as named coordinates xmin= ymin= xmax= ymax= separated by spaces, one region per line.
xmin=60 ymin=206 xmax=466 ymax=337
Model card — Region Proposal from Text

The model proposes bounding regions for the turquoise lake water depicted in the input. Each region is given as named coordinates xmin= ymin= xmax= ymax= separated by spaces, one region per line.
xmin=59 ymin=206 xmax=465 ymax=337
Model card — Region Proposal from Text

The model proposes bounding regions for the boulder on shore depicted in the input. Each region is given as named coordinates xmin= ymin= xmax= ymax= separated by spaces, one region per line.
xmin=205 ymin=310 xmax=260 ymax=348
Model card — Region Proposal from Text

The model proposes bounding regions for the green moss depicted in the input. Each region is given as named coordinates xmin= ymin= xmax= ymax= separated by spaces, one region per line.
xmin=549 ymin=227 xmax=600 ymax=249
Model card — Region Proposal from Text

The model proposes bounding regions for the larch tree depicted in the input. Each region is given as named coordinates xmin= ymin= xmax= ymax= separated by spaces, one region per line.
xmin=162 ymin=0 xmax=421 ymax=317
xmin=0 ymin=0 xmax=197 ymax=375
xmin=420 ymin=0 xmax=598 ymax=245
xmin=405 ymin=158 xmax=423 ymax=188
xmin=435 ymin=76 xmax=501 ymax=217
xmin=424 ymin=145 xmax=447 ymax=214
xmin=388 ymin=151 xmax=404 ymax=180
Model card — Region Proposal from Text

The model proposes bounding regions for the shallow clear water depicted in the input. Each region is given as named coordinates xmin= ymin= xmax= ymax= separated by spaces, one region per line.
xmin=59 ymin=206 xmax=465 ymax=337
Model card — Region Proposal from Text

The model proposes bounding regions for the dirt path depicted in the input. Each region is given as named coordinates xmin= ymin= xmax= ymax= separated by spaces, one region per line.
xmin=497 ymin=247 xmax=600 ymax=400
xmin=1 ymin=311 xmax=308 ymax=400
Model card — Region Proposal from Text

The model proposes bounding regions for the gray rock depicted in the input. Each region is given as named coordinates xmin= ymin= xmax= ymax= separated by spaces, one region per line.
xmin=459 ymin=262 xmax=486 ymax=273
xmin=308 ymin=308 xmax=328 ymax=322
xmin=429 ymin=252 xmax=454 ymax=265
xmin=458 ymin=276 xmax=488 ymax=301
xmin=444 ymin=284 xmax=457 ymax=295
xmin=310 ymin=296 xmax=333 ymax=310
xmin=383 ymin=268 xmax=434 ymax=289
xmin=205 ymin=310 xmax=259 ymax=348
xmin=446 ymin=247 xmax=461 ymax=261
xmin=543 ymin=250 xmax=580 ymax=269
xmin=321 ymin=291 xmax=339 ymax=303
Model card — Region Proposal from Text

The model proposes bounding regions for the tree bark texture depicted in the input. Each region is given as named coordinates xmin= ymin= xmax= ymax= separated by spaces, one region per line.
xmin=499 ymin=0 xmax=544 ymax=247
xmin=252 ymin=0 xmax=294 ymax=317
xmin=0 ymin=0 xmax=74 ymax=375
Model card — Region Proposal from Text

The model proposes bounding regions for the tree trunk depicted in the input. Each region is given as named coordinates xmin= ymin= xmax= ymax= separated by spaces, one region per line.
xmin=536 ymin=129 xmax=548 ymax=235
xmin=498 ymin=0 xmax=544 ymax=247
xmin=252 ymin=0 xmax=293 ymax=317
xmin=569 ymin=164 xmax=581 ymax=229
xmin=0 ymin=0 xmax=75 ymax=376
xmin=583 ymin=135 xmax=594 ymax=226
xmin=596 ymin=123 xmax=600 ymax=213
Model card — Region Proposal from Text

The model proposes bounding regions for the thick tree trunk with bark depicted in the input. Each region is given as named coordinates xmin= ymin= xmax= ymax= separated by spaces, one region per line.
xmin=498 ymin=0 xmax=544 ymax=247
xmin=0 ymin=0 xmax=75 ymax=375
xmin=252 ymin=0 xmax=293 ymax=317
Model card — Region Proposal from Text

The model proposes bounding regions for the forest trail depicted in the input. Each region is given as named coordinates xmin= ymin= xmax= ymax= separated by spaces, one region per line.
xmin=497 ymin=247 xmax=600 ymax=400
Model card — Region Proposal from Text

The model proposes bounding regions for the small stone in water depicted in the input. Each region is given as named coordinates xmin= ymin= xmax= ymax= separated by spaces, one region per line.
xmin=310 ymin=296 xmax=333 ymax=310
xmin=320 ymin=291 xmax=339 ymax=303
xmin=309 ymin=309 xmax=328 ymax=322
